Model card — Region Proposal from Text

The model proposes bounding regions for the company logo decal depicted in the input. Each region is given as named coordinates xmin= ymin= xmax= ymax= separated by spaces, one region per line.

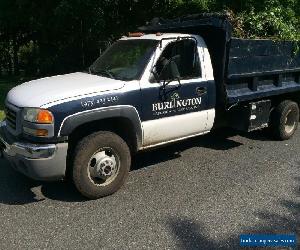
xmin=152 ymin=96 xmax=202 ymax=116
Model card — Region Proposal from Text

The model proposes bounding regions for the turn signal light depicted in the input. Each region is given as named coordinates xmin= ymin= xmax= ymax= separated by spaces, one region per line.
xmin=37 ymin=110 xmax=53 ymax=124
xmin=35 ymin=129 xmax=49 ymax=137
xmin=23 ymin=127 xmax=49 ymax=137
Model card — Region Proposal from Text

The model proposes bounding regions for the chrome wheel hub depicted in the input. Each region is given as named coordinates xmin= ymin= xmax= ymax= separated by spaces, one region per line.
xmin=284 ymin=110 xmax=296 ymax=134
xmin=88 ymin=148 xmax=119 ymax=186
xmin=97 ymin=155 xmax=117 ymax=178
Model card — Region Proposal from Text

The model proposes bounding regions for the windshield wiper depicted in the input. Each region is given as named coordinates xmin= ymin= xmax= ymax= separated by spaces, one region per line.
xmin=95 ymin=69 xmax=116 ymax=79
xmin=88 ymin=66 xmax=94 ymax=74
xmin=88 ymin=67 xmax=115 ymax=79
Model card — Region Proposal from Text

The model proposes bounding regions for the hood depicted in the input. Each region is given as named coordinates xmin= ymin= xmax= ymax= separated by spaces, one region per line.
xmin=6 ymin=72 xmax=125 ymax=108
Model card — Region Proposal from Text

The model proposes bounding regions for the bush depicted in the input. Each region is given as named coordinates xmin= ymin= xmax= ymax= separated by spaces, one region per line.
xmin=236 ymin=4 xmax=300 ymax=40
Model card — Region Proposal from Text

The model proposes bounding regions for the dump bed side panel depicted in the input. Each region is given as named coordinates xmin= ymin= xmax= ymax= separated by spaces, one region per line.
xmin=226 ymin=38 xmax=300 ymax=104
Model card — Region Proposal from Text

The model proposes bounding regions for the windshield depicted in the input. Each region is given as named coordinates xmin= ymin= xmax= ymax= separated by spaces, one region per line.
xmin=89 ymin=39 xmax=158 ymax=81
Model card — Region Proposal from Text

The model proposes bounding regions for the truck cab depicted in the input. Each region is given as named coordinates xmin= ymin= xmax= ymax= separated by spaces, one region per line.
xmin=124 ymin=33 xmax=216 ymax=147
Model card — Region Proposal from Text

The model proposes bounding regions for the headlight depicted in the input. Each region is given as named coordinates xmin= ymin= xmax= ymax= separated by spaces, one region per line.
xmin=23 ymin=108 xmax=54 ymax=124
xmin=23 ymin=108 xmax=54 ymax=137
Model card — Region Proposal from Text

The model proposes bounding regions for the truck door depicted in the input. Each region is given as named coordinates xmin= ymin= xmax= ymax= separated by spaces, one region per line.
xmin=140 ymin=37 xmax=215 ymax=147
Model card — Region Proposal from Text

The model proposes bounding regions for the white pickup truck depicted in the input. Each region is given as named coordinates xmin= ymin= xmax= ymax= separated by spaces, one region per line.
xmin=1 ymin=15 xmax=300 ymax=199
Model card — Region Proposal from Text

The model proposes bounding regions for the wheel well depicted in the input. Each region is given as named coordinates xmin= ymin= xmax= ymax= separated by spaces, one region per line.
xmin=68 ymin=117 xmax=139 ymax=153
xmin=65 ymin=117 xmax=139 ymax=180
xmin=269 ymin=92 xmax=300 ymax=108
xmin=264 ymin=94 xmax=300 ymax=127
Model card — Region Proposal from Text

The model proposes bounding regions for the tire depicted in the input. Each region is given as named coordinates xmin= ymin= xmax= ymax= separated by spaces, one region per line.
xmin=269 ymin=100 xmax=299 ymax=140
xmin=72 ymin=131 xmax=131 ymax=199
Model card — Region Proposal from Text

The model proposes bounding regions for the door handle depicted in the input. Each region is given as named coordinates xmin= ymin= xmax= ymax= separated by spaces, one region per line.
xmin=196 ymin=87 xmax=207 ymax=96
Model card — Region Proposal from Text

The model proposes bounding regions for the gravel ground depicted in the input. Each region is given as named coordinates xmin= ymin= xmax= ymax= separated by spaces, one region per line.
xmin=0 ymin=129 xmax=299 ymax=249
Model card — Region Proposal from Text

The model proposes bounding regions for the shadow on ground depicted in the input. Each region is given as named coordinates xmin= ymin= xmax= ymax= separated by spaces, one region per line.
xmin=166 ymin=198 xmax=299 ymax=249
xmin=166 ymin=165 xmax=300 ymax=250
xmin=0 ymin=159 xmax=86 ymax=204
xmin=0 ymin=159 xmax=43 ymax=205
xmin=166 ymin=203 xmax=299 ymax=250
xmin=132 ymin=128 xmax=243 ymax=170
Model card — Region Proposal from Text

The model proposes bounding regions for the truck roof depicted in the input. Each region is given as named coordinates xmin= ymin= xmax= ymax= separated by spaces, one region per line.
xmin=120 ymin=33 xmax=196 ymax=41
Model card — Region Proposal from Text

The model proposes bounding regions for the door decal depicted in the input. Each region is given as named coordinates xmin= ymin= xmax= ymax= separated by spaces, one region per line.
xmin=152 ymin=94 xmax=202 ymax=117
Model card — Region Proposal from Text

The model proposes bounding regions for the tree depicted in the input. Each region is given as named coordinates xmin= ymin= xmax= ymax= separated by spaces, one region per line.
xmin=0 ymin=0 xmax=299 ymax=77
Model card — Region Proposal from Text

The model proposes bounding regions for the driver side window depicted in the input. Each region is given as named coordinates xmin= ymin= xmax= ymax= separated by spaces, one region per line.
xmin=154 ymin=39 xmax=201 ymax=81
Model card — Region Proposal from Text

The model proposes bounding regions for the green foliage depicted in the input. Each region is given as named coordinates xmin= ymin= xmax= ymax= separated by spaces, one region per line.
xmin=0 ymin=0 xmax=299 ymax=77
xmin=0 ymin=111 xmax=4 ymax=121
xmin=235 ymin=0 xmax=300 ymax=41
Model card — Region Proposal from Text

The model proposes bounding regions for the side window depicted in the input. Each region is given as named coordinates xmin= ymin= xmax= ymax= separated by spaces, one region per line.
xmin=154 ymin=39 xmax=201 ymax=80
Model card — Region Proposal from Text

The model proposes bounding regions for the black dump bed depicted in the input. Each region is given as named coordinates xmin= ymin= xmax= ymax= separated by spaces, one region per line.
xmin=139 ymin=14 xmax=300 ymax=109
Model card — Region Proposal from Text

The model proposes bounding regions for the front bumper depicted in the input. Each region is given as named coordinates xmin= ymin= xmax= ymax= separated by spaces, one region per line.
xmin=0 ymin=121 xmax=68 ymax=181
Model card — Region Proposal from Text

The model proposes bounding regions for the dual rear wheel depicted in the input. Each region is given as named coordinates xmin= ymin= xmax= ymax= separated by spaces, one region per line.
xmin=269 ymin=100 xmax=299 ymax=140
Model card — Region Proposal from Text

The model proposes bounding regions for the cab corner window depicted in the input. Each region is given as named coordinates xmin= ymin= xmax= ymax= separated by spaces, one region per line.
xmin=153 ymin=39 xmax=202 ymax=81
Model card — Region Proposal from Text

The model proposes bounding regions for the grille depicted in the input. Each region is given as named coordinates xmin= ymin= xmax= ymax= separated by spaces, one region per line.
xmin=5 ymin=106 xmax=17 ymax=130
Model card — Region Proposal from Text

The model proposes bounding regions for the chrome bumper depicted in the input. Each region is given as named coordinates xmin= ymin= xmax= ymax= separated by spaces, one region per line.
xmin=0 ymin=120 xmax=68 ymax=181
xmin=0 ymin=121 xmax=56 ymax=159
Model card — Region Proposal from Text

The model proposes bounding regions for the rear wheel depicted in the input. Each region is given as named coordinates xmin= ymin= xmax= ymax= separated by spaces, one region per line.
xmin=72 ymin=131 xmax=131 ymax=199
xmin=269 ymin=100 xmax=299 ymax=140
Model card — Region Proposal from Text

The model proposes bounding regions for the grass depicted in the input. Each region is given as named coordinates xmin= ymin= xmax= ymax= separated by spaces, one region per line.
xmin=0 ymin=111 xmax=4 ymax=121
xmin=0 ymin=76 xmax=24 ymax=121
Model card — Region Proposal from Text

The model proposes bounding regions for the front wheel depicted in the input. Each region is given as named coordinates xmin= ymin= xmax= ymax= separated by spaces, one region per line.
xmin=269 ymin=100 xmax=299 ymax=140
xmin=72 ymin=131 xmax=131 ymax=199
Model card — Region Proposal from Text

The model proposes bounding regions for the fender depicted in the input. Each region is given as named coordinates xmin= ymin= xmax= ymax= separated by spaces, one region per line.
xmin=58 ymin=105 xmax=143 ymax=148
